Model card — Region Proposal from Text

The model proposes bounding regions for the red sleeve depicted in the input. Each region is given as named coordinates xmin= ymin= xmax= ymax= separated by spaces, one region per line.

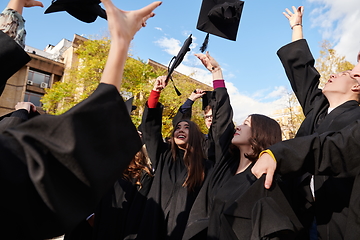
xmin=147 ymin=90 xmax=161 ymax=108
xmin=213 ymin=79 xmax=225 ymax=89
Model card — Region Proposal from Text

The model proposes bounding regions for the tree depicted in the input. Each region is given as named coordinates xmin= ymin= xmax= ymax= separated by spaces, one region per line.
xmin=41 ymin=37 xmax=212 ymax=137
xmin=315 ymin=40 xmax=355 ymax=88
xmin=41 ymin=37 xmax=110 ymax=115
xmin=275 ymin=91 xmax=304 ymax=140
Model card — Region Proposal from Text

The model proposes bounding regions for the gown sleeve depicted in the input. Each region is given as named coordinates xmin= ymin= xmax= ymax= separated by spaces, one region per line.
xmin=207 ymin=87 xmax=235 ymax=164
xmin=172 ymin=99 xmax=193 ymax=127
xmin=277 ymin=39 xmax=324 ymax=116
xmin=1 ymin=83 xmax=142 ymax=238
xmin=139 ymin=102 xmax=168 ymax=170
xmin=269 ymin=120 xmax=360 ymax=178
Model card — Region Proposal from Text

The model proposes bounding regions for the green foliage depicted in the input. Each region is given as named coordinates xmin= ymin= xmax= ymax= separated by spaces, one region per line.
xmin=315 ymin=40 xmax=355 ymax=88
xmin=42 ymin=38 xmax=110 ymax=114
xmin=41 ymin=37 xmax=212 ymax=137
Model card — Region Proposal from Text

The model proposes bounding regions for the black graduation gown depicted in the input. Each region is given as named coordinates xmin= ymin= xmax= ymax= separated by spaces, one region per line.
xmin=0 ymin=31 xmax=31 ymax=95
xmin=183 ymin=87 xmax=302 ymax=240
xmin=0 ymin=108 xmax=40 ymax=133
xmin=91 ymin=170 xmax=153 ymax=240
xmin=0 ymin=83 xmax=142 ymax=239
xmin=182 ymin=87 xmax=235 ymax=239
xmin=274 ymin=39 xmax=360 ymax=239
xmin=265 ymin=120 xmax=360 ymax=240
xmin=136 ymin=103 xmax=208 ymax=240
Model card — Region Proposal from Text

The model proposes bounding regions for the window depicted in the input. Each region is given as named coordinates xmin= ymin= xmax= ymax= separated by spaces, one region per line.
xmin=24 ymin=91 xmax=42 ymax=107
xmin=27 ymin=69 xmax=51 ymax=86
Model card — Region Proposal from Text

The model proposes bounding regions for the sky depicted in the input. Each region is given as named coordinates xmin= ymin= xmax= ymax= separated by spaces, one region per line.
xmin=1 ymin=0 xmax=360 ymax=123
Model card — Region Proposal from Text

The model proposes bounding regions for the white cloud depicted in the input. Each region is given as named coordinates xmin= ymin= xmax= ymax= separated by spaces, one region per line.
xmin=154 ymin=27 xmax=163 ymax=31
xmin=308 ymin=0 xmax=360 ymax=63
xmin=171 ymin=63 xmax=289 ymax=124
xmin=154 ymin=35 xmax=291 ymax=123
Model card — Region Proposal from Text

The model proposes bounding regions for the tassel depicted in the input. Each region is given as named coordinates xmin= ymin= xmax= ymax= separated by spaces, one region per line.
xmin=200 ymin=33 xmax=210 ymax=53
xmin=169 ymin=75 xmax=181 ymax=96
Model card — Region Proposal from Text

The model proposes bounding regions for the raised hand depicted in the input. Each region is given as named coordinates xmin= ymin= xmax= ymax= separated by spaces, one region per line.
xmin=195 ymin=51 xmax=220 ymax=73
xmin=283 ymin=6 xmax=304 ymax=29
xmin=189 ymin=89 xmax=205 ymax=101
xmin=24 ymin=0 xmax=43 ymax=8
xmin=153 ymin=75 xmax=167 ymax=92
xmin=6 ymin=0 xmax=43 ymax=14
xmin=101 ymin=0 xmax=162 ymax=43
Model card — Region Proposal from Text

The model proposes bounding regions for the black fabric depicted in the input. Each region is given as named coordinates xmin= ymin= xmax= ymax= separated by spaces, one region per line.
xmin=91 ymin=170 xmax=153 ymax=240
xmin=271 ymin=39 xmax=360 ymax=239
xmin=0 ymin=83 xmax=142 ymax=239
xmin=45 ymin=0 xmax=107 ymax=23
xmin=183 ymin=86 xmax=301 ymax=240
xmin=136 ymin=103 xmax=210 ymax=240
xmin=220 ymin=175 xmax=303 ymax=240
xmin=0 ymin=31 xmax=31 ymax=96
xmin=0 ymin=109 xmax=40 ymax=133
xmin=183 ymin=87 xmax=236 ymax=239
xmin=197 ymin=0 xmax=244 ymax=41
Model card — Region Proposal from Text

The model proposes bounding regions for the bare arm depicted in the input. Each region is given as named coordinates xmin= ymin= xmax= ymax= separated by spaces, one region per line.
xmin=100 ymin=0 xmax=162 ymax=91
xmin=283 ymin=6 xmax=304 ymax=42
xmin=6 ymin=0 xmax=43 ymax=14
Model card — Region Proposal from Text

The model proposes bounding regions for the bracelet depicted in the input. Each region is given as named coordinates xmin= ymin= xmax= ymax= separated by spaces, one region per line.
xmin=291 ymin=23 xmax=302 ymax=29
xmin=259 ymin=149 xmax=277 ymax=162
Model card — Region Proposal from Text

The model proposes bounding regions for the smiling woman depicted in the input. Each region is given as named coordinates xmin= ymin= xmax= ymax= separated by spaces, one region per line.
xmin=135 ymin=75 xmax=210 ymax=240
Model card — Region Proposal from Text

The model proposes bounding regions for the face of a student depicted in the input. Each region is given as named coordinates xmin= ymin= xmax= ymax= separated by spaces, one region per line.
xmin=231 ymin=116 xmax=252 ymax=147
xmin=322 ymin=70 xmax=359 ymax=95
xmin=174 ymin=121 xmax=190 ymax=150
xmin=204 ymin=109 xmax=213 ymax=129
xmin=350 ymin=55 xmax=360 ymax=82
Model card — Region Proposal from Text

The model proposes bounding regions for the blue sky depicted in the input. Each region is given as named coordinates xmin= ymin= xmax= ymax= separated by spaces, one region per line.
xmin=2 ymin=0 xmax=360 ymax=123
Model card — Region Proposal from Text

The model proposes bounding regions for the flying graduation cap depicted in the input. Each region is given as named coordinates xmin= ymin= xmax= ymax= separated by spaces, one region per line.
xmin=45 ymin=0 xmax=107 ymax=23
xmin=165 ymin=34 xmax=193 ymax=96
xmin=197 ymin=0 xmax=244 ymax=52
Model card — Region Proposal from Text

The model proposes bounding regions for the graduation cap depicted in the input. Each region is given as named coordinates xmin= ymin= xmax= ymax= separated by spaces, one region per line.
xmin=201 ymin=91 xmax=213 ymax=110
xmin=166 ymin=34 xmax=193 ymax=96
xmin=197 ymin=0 xmax=244 ymax=52
xmin=45 ymin=0 xmax=107 ymax=23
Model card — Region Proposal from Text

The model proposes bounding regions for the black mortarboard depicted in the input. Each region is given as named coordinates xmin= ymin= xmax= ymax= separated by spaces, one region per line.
xmin=197 ymin=0 xmax=244 ymax=52
xmin=201 ymin=91 xmax=213 ymax=110
xmin=45 ymin=0 xmax=107 ymax=23
xmin=166 ymin=34 xmax=193 ymax=96
xmin=0 ymin=31 xmax=31 ymax=96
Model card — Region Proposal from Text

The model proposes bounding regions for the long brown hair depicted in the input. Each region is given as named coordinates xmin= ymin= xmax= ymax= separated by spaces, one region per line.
xmin=123 ymin=145 xmax=153 ymax=188
xmin=245 ymin=114 xmax=282 ymax=161
xmin=170 ymin=120 xmax=205 ymax=192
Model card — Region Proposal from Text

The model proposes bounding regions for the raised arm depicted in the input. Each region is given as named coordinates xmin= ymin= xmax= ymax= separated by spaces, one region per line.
xmin=5 ymin=0 xmax=43 ymax=14
xmin=283 ymin=6 xmax=303 ymax=42
xmin=139 ymin=76 xmax=168 ymax=169
xmin=172 ymin=89 xmax=205 ymax=126
xmin=100 ymin=0 xmax=162 ymax=91
xmin=195 ymin=52 xmax=234 ymax=163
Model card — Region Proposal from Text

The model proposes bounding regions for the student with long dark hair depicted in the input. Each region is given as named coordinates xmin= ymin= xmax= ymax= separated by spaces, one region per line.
xmin=136 ymin=75 xmax=210 ymax=240
xmin=183 ymin=53 xmax=301 ymax=240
